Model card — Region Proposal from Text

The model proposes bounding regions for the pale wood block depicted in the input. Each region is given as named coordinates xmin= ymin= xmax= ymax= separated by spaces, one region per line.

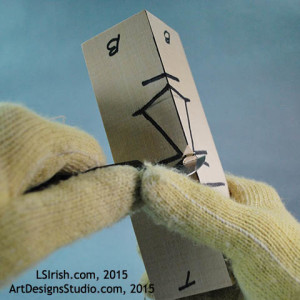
xmin=82 ymin=10 xmax=232 ymax=299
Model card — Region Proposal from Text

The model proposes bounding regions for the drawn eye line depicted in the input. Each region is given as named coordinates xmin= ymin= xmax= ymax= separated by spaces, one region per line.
xmin=204 ymin=182 xmax=225 ymax=187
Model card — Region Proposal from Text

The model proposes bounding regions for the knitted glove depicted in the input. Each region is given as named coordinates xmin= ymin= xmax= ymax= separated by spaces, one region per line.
xmin=141 ymin=165 xmax=300 ymax=300
xmin=0 ymin=103 xmax=139 ymax=286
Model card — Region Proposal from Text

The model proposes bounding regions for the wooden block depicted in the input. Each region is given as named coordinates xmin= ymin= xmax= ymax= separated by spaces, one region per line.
xmin=82 ymin=10 xmax=232 ymax=299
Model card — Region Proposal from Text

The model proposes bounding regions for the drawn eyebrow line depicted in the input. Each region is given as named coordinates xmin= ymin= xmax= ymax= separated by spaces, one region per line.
xmin=142 ymin=72 xmax=180 ymax=86
xmin=193 ymin=151 xmax=209 ymax=166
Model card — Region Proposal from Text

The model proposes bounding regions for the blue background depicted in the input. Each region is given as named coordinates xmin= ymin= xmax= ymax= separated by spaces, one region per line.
xmin=1 ymin=0 xmax=299 ymax=299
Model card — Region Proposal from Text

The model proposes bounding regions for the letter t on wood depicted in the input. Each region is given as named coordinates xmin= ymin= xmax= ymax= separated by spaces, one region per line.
xmin=82 ymin=10 xmax=233 ymax=300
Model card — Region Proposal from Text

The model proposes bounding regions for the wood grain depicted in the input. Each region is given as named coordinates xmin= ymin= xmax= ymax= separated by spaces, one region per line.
xmin=82 ymin=10 xmax=232 ymax=299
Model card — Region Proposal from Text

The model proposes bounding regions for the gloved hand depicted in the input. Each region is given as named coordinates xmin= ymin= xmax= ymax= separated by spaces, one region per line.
xmin=2 ymin=103 xmax=299 ymax=300
xmin=0 ymin=103 xmax=140 ymax=286
xmin=140 ymin=165 xmax=300 ymax=300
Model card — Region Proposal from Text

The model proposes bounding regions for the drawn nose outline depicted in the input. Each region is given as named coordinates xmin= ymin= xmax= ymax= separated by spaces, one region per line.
xmin=132 ymin=72 xmax=225 ymax=187
xmin=132 ymin=72 xmax=194 ymax=164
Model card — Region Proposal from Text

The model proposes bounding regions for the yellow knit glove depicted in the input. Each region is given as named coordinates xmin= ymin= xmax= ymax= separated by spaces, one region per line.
xmin=141 ymin=165 xmax=300 ymax=300
xmin=0 ymin=103 xmax=139 ymax=286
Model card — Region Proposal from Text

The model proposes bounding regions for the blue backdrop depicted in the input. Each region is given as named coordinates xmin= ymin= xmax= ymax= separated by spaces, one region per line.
xmin=1 ymin=1 xmax=299 ymax=299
